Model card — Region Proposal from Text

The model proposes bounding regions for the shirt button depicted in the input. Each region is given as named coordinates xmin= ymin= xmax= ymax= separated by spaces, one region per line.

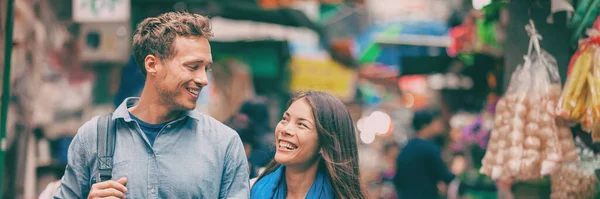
xmin=166 ymin=124 xmax=171 ymax=128
xmin=151 ymin=188 xmax=156 ymax=194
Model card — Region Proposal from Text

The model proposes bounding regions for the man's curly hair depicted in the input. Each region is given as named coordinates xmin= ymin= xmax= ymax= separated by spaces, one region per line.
xmin=132 ymin=12 xmax=213 ymax=76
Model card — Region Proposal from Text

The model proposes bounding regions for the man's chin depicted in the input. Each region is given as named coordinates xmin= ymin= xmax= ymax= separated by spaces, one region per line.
xmin=174 ymin=102 xmax=197 ymax=111
xmin=182 ymin=105 xmax=197 ymax=111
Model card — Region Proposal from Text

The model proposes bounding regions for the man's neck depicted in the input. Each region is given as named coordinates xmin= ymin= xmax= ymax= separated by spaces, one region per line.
xmin=417 ymin=130 xmax=431 ymax=140
xmin=129 ymin=88 xmax=182 ymax=124
xmin=285 ymin=161 xmax=320 ymax=199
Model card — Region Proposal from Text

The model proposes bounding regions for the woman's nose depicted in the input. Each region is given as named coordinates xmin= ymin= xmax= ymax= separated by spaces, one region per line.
xmin=280 ymin=125 xmax=294 ymax=137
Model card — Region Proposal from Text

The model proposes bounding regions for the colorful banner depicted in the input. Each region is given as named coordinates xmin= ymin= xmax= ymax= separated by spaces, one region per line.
xmin=290 ymin=56 xmax=357 ymax=102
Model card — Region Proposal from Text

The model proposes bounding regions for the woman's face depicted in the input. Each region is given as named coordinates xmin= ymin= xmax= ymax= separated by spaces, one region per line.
xmin=274 ymin=98 xmax=321 ymax=168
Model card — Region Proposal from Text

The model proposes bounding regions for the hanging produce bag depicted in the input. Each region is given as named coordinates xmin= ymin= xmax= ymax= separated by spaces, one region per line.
xmin=558 ymin=16 xmax=600 ymax=142
xmin=551 ymin=138 xmax=600 ymax=199
xmin=551 ymin=162 xmax=599 ymax=199
xmin=481 ymin=21 xmax=579 ymax=181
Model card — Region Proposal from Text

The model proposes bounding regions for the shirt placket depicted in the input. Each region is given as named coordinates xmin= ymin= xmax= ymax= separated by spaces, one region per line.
xmin=147 ymin=121 xmax=177 ymax=198
xmin=148 ymin=146 xmax=158 ymax=199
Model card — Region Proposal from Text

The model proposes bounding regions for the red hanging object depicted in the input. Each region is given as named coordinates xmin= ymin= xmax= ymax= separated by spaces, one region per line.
xmin=567 ymin=16 xmax=600 ymax=76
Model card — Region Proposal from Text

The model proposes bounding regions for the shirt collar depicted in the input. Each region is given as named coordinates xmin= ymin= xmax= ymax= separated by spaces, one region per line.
xmin=113 ymin=97 xmax=204 ymax=122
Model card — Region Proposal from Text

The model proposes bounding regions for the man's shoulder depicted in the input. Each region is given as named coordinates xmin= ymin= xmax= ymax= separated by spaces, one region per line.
xmin=410 ymin=138 xmax=435 ymax=146
xmin=402 ymin=139 xmax=436 ymax=153
xmin=74 ymin=115 xmax=102 ymax=145
xmin=74 ymin=114 xmax=124 ymax=146
xmin=187 ymin=110 xmax=238 ymax=138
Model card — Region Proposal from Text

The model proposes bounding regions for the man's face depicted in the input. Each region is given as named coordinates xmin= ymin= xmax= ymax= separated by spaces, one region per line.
xmin=153 ymin=36 xmax=212 ymax=111
xmin=419 ymin=117 xmax=444 ymax=138
xmin=428 ymin=118 xmax=445 ymax=136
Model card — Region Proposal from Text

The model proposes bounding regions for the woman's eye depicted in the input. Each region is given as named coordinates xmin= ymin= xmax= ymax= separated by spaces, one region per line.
xmin=299 ymin=123 xmax=308 ymax=128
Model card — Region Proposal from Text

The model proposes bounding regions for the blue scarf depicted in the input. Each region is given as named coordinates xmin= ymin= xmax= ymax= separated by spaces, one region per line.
xmin=251 ymin=165 xmax=334 ymax=199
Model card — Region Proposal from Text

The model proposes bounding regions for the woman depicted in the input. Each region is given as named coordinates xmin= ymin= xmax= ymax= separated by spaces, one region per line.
xmin=251 ymin=91 xmax=369 ymax=199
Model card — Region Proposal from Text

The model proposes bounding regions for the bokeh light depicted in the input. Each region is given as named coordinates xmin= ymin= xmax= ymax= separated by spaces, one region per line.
xmin=369 ymin=111 xmax=391 ymax=135
xmin=360 ymin=130 xmax=376 ymax=144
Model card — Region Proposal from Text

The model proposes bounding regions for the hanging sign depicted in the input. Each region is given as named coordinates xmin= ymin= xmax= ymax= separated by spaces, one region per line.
xmin=290 ymin=56 xmax=357 ymax=102
xmin=73 ymin=0 xmax=130 ymax=23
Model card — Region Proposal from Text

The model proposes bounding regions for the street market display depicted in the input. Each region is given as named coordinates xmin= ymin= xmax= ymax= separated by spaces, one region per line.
xmin=557 ymin=16 xmax=600 ymax=142
xmin=480 ymin=21 xmax=578 ymax=181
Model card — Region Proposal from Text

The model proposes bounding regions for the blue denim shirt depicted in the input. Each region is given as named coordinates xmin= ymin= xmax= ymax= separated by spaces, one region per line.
xmin=54 ymin=98 xmax=250 ymax=198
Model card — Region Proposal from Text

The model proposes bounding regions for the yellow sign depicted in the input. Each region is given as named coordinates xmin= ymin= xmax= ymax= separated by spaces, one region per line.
xmin=290 ymin=57 xmax=356 ymax=102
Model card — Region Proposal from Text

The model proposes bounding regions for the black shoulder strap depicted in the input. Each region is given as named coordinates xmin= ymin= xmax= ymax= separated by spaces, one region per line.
xmin=96 ymin=113 xmax=116 ymax=182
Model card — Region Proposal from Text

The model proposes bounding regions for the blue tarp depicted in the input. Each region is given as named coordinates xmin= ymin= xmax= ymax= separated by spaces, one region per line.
xmin=353 ymin=20 xmax=449 ymax=69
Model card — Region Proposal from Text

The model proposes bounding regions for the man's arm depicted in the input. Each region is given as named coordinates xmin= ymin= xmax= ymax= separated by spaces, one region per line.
xmin=219 ymin=135 xmax=250 ymax=199
xmin=54 ymin=125 xmax=92 ymax=198
xmin=429 ymin=145 xmax=455 ymax=184
xmin=393 ymin=151 xmax=404 ymax=189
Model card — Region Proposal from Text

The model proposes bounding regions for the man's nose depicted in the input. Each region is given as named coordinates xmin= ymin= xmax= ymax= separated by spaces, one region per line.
xmin=194 ymin=70 xmax=208 ymax=86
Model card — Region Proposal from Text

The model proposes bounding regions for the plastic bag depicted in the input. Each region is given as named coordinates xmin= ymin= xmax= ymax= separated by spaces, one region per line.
xmin=551 ymin=138 xmax=600 ymax=199
xmin=557 ymin=43 xmax=596 ymax=128
xmin=481 ymin=21 xmax=578 ymax=181
xmin=550 ymin=163 xmax=599 ymax=199
xmin=558 ymin=17 xmax=600 ymax=138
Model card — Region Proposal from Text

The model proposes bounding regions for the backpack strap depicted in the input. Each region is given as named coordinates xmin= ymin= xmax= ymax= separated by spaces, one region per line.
xmin=96 ymin=113 xmax=116 ymax=182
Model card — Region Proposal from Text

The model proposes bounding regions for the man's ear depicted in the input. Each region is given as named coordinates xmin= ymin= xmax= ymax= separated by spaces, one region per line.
xmin=144 ymin=55 xmax=159 ymax=76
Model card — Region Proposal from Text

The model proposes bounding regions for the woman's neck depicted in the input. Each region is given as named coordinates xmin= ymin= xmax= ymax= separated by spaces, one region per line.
xmin=285 ymin=161 xmax=320 ymax=199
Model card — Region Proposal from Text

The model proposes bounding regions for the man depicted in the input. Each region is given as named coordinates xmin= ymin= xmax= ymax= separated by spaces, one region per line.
xmin=55 ymin=12 xmax=250 ymax=198
xmin=394 ymin=110 xmax=455 ymax=199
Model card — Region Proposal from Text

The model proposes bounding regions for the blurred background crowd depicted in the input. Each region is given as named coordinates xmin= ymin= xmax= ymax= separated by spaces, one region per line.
xmin=2 ymin=0 xmax=600 ymax=198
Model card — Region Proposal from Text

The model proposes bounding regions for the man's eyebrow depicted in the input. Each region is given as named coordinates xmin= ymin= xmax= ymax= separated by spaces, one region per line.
xmin=183 ymin=60 xmax=205 ymax=65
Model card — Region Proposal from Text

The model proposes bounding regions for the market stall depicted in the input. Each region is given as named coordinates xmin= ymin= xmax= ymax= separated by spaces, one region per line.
xmin=477 ymin=0 xmax=600 ymax=197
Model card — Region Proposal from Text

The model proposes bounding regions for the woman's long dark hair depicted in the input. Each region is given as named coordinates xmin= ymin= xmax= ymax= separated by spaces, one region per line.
xmin=256 ymin=91 xmax=369 ymax=199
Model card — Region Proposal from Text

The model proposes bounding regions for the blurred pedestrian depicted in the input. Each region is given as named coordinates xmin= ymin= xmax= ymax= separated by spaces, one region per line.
xmin=224 ymin=112 xmax=262 ymax=179
xmin=113 ymin=55 xmax=145 ymax=108
xmin=394 ymin=110 xmax=456 ymax=199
